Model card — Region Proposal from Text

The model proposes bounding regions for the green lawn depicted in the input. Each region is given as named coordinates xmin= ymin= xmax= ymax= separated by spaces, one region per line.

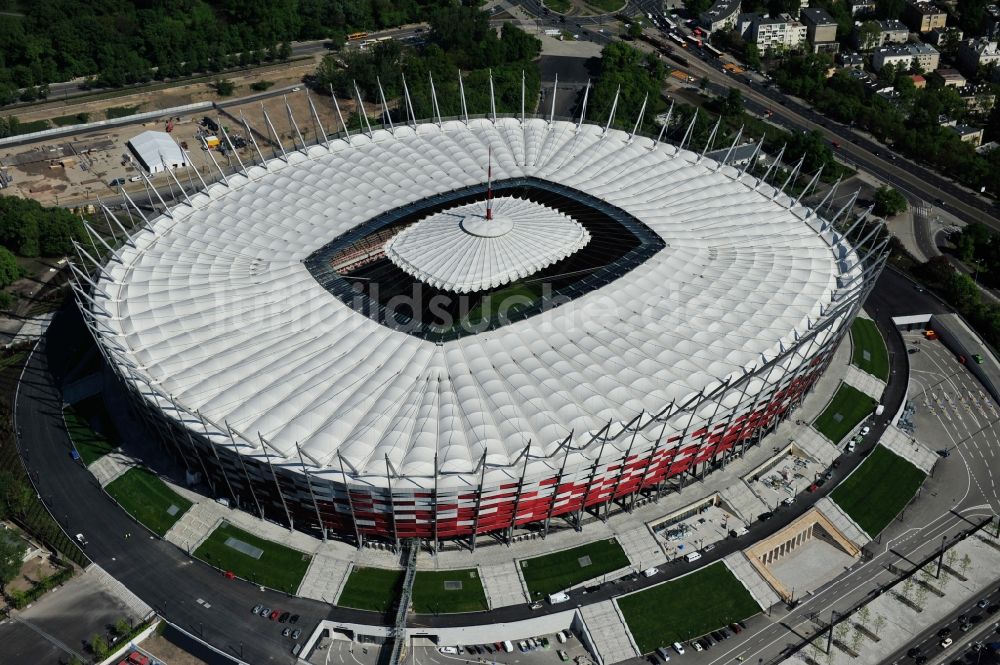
xmin=585 ymin=0 xmax=626 ymax=12
xmin=105 ymin=467 xmax=192 ymax=537
xmin=520 ymin=538 xmax=630 ymax=598
xmin=812 ymin=383 xmax=877 ymax=443
xmin=193 ymin=522 xmax=311 ymax=593
xmin=64 ymin=398 xmax=118 ymax=464
xmin=465 ymin=281 xmax=543 ymax=325
xmin=851 ymin=318 xmax=890 ymax=380
xmin=338 ymin=567 xmax=403 ymax=612
xmin=413 ymin=569 xmax=489 ymax=614
xmin=618 ymin=562 xmax=760 ymax=653
xmin=544 ymin=0 xmax=571 ymax=11
xmin=831 ymin=445 xmax=926 ymax=536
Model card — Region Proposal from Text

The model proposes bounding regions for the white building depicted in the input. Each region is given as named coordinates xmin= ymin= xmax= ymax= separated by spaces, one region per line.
xmin=752 ymin=14 xmax=808 ymax=52
xmin=700 ymin=0 xmax=742 ymax=32
xmin=126 ymin=130 xmax=187 ymax=175
xmin=871 ymin=42 xmax=940 ymax=71
xmin=957 ymin=38 xmax=1000 ymax=75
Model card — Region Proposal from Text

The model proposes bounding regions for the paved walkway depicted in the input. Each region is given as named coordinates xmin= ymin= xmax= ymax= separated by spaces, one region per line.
xmin=815 ymin=497 xmax=871 ymax=546
xmin=88 ymin=450 xmax=135 ymax=487
xmin=787 ymin=530 xmax=1000 ymax=665
xmin=85 ymin=564 xmax=154 ymax=618
xmin=88 ymin=310 xmax=875 ymax=612
xmin=580 ymin=600 xmax=640 ymax=665
xmin=844 ymin=365 xmax=887 ymax=401
xmin=723 ymin=551 xmax=782 ymax=610
xmin=879 ymin=425 xmax=938 ymax=474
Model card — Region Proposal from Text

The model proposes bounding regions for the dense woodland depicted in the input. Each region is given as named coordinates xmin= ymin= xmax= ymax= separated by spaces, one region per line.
xmin=315 ymin=6 xmax=542 ymax=120
xmin=0 ymin=0 xmax=454 ymax=102
xmin=0 ymin=197 xmax=85 ymax=259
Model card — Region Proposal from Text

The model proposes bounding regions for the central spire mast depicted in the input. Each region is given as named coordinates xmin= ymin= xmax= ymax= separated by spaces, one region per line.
xmin=486 ymin=146 xmax=493 ymax=221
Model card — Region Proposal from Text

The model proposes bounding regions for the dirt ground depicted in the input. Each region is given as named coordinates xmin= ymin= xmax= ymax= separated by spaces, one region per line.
xmin=140 ymin=632 xmax=213 ymax=665
xmin=0 ymin=56 xmax=361 ymax=208
xmin=4 ymin=555 xmax=64 ymax=594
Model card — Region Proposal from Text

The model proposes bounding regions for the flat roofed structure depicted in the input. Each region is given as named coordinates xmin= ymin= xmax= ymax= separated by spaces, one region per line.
xmin=126 ymin=130 xmax=187 ymax=174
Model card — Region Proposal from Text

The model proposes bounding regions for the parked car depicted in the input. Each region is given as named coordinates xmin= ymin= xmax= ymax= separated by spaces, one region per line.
xmin=282 ymin=627 xmax=291 ymax=637
xmin=558 ymin=650 xmax=569 ymax=661
xmin=252 ymin=604 xmax=263 ymax=614
xmin=289 ymin=614 xmax=300 ymax=624
xmin=75 ymin=533 xmax=88 ymax=547
xmin=860 ymin=426 xmax=870 ymax=436
xmin=279 ymin=612 xmax=291 ymax=623
xmin=941 ymin=637 xmax=953 ymax=648
xmin=259 ymin=606 xmax=271 ymax=617
xmin=269 ymin=610 xmax=281 ymax=621
xmin=673 ymin=642 xmax=685 ymax=655
xmin=439 ymin=647 xmax=458 ymax=654
xmin=291 ymin=629 xmax=301 ymax=640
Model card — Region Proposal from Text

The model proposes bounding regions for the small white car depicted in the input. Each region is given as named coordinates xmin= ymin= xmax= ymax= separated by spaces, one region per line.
xmin=438 ymin=647 xmax=458 ymax=655
xmin=691 ymin=641 xmax=703 ymax=652
xmin=940 ymin=637 xmax=953 ymax=648
xmin=642 ymin=567 xmax=659 ymax=577
xmin=673 ymin=642 xmax=685 ymax=655
xmin=75 ymin=533 xmax=88 ymax=547
xmin=860 ymin=426 xmax=870 ymax=436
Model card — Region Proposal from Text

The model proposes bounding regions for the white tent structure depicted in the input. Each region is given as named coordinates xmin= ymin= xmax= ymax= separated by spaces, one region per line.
xmin=75 ymin=106 xmax=889 ymax=545
xmin=127 ymin=130 xmax=187 ymax=174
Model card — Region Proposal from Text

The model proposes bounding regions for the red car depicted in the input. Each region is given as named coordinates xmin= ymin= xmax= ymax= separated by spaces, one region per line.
xmin=807 ymin=483 xmax=819 ymax=492
xmin=127 ymin=653 xmax=150 ymax=665
xmin=270 ymin=609 xmax=282 ymax=621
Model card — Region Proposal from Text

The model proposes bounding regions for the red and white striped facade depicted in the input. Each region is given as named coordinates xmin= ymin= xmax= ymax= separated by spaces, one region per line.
xmin=76 ymin=114 xmax=889 ymax=545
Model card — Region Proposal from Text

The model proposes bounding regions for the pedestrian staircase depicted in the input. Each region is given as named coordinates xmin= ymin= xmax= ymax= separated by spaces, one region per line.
xmin=386 ymin=539 xmax=419 ymax=665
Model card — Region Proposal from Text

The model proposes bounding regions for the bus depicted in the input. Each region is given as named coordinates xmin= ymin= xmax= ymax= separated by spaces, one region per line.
xmin=668 ymin=33 xmax=686 ymax=47
xmin=704 ymin=43 xmax=723 ymax=58
xmin=685 ymin=35 xmax=701 ymax=47
xmin=347 ymin=31 xmax=368 ymax=41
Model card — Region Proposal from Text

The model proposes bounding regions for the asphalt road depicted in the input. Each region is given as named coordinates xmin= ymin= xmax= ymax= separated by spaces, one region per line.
xmin=886 ymin=583 xmax=1000 ymax=665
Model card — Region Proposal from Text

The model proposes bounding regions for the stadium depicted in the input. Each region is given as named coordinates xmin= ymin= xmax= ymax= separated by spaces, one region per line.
xmin=75 ymin=103 xmax=888 ymax=548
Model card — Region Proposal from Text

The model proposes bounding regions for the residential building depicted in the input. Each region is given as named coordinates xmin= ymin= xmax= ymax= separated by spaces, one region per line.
xmin=850 ymin=0 xmax=876 ymax=15
xmin=736 ymin=12 xmax=757 ymax=38
xmin=800 ymin=8 xmax=840 ymax=52
xmin=951 ymin=124 xmax=984 ymax=146
xmin=959 ymin=83 xmax=996 ymax=113
xmin=957 ymin=38 xmax=1000 ymax=74
xmin=700 ymin=0 xmax=741 ymax=32
xmin=838 ymin=51 xmax=866 ymax=68
xmin=909 ymin=73 xmax=927 ymax=87
xmin=855 ymin=19 xmax=909 ymax=49
xmin=752 ymin=13 xmax=808 ymax=52
xmin=871 ymin=42 xmax=940 ymax=71
xmin=926 ymin=26 xmax=962 ymax=46
xmin=985 ymin=4 xmax=1000 ymax=39
xmin=935 ymin=67 xmax=967 ymax=87
xmin=902 ymin=1 xmax=947 ymax=33
xmin=976 ymin=140 xmax=999 ymax=154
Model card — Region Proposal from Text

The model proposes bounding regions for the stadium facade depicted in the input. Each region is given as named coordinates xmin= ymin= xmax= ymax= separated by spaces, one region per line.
xmin=73 ymin=92 xmax=889 ymax=548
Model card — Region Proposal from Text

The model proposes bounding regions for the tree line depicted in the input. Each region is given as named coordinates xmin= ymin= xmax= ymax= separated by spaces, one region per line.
xmin=0 ymin=0 xmax=454 ymax=102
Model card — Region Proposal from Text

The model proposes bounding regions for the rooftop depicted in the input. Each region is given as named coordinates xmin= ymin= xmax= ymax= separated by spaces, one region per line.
xmin=384 ymin=197 xmax=591 ymax=294
xmin=877 ymin=19 xmax=909 ymax=31
xmin=906 ymin=1 xmax=946 ymax=14
xmin=801 ymin=8 xmax=836 ymax=24
xmin=876 ymin=42 xmax=939 ymax=55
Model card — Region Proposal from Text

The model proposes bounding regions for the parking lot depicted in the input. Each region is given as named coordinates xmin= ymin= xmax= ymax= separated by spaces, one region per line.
xmin=653 ymin=505 xmax=742 ymax=562
xmin=746 ymin=452 xmax=827 ymax=512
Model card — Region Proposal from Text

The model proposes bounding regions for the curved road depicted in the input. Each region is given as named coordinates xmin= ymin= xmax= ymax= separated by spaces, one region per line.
xmin=15 ymin=265 xmax=926 ymax=663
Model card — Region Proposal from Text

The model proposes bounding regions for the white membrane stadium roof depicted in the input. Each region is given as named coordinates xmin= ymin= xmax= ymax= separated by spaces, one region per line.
xmin=95 ymin=118 xmax=855 ymax=488
xmin=384 ymin=196 xmax=591 ymax=293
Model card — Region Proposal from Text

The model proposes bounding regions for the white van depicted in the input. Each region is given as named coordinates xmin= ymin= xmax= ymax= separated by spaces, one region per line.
xmin=548 ymin=591 xmax=571 ymax=604
xmin=685 ymin=551 xmax=702 ymax=563
xmin=556 ymin=631 xmax=568 ymax=644
xmin=502 ymin=641 xmax=514 ymax=653
xmin=642 ymin=566 xmax=659 ymax=578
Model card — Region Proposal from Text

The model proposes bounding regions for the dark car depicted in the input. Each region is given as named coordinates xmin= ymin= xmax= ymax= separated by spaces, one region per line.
xmin=279 ymin=612 xmax=291 ymax=623
xmin=289 ymin=614 xmax=300 ymax=624
xmin=758 ymin=511 xmax=774 ymax=522
xmin=938 ymin=628 xmax=951 ymax=638
xmin=908 ymin=647 xmax=922 ymax=658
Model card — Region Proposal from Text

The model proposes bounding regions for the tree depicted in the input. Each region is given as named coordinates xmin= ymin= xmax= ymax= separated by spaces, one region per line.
xmin=0 ymin=246 xmax=20 ymax=287
xmin=720 ymin=87 xmax=744 ymax=117
xmin=873 ymin=186 xmax=907 ymax=216
xmin=960 ymin=553 xmax=972 ymax=576
xmin=115 ymin=617 xmax=131 ymax=637
xmin=857 ymin=604 xmax=871 ymax=629
xmin=857 ymin=21 xmax=881 ymax=50
xmin=745 ymin=42 xmax=762 ymax=69
xmin=212 ymin=78 xmax=236 ymax=96
xmin=626 ymin=21 xmax=644 ymax=39
xmin=872 ymin=613 xmax=887 ymax=636
xmin=0 ymin=535 xmax=24 ymax=591
xmin=89 ymin=634 xmax=108 ymax=659
xmin=913 ymin=581 xmax=929 ymax=609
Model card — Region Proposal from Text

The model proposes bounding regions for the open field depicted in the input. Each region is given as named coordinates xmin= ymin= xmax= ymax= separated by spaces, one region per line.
xmin=831 ymin=445 xmax=926 ymax=536
xmin=63 ymin=397 xmax=118 ymax=464
xmin=617 ymin=562 xmax=759 ymax=653
xmin=812 ymin=383 xmax=877 ymax=443
xmin=851 ymin=318 xmax=889 ymax=380
xmin=338 ymin=567 xmax=403 ymax=612
xmin=520 ymin=538 xmax=630 ymax=598
xmin=105 ymin=467 xmax=192 ymax=536
xmin=193 ymin=522 xmax=311 ymax=593
xmin=413 ymin=569 xmax=489 ymax=614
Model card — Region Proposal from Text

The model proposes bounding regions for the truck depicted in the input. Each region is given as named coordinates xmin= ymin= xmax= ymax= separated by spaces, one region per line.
xmin=670 ymin=69 xmax=695 ymax=83
xmin=204 ymin=135 xmax=221 ymax=149
xmin=548 ymin=591 xmax=571 ymax=604
xmin=545 ymin=29 xmax=561 ymax=36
